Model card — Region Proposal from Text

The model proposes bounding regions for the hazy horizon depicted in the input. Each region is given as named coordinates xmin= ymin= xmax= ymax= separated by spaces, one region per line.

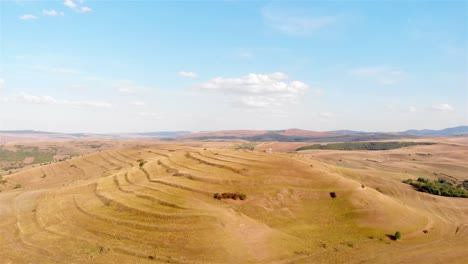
xmin=0 ymin=124 xmax=467 ymax=135
xmin=1 ymin=1 xmax=467 ymax=133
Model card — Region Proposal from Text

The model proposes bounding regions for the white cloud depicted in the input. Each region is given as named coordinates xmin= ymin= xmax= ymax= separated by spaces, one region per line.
xmin=137 ymin=112 xmax=162 ymax=118
xmin=64 ymin=0 xmax=77 ymax=9
xmin=64 ymin=0 xmax=91 ymax=13
xmin=431 ymin=104 xmax=454 ymax=112
xmin=115 ymin=80 xmax=137 ymax=94
xmin=194 ymin=72 xmax=310 ymax=108
xmin=118 ymin=88 xmax=137 ymax=94
xmin=67 ymin=85 xmax=89 ymax=90
xmin=80 ymin=6 xmax=92 ymax=13
xmin=318 ymin=112 xmax=335 ymax=118
xmin=19 ymin=14 xmax=39 ymax=20
xmin=2 ymin=92 xmax=111 ymax=108
xmin=262 ymin=6 xmax=337 ymax=36
xmin=386 ymin=104 xmax=418 ymax=113
xmin=130 ymin=101 xmax=145 ymax=106
xmin=179 ymin=71 xmax=198 ymax=78
xmin=42 ymin=9 xmax=64 ymax=16
xmin=114 ymin=80 xmax=155 ymax=94
xmin=350 ymin=66 xmax=405 ymax=85
xmin=0 ymin=78 xmax=4 ymax=89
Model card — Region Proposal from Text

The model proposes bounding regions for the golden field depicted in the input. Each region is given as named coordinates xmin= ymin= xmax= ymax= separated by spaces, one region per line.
xmin=0 ymin=138 xmax=467 ymax=263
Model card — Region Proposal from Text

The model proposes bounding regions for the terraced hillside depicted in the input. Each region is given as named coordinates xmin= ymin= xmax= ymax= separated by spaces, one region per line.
xmin=1 ymin=143 xmax=467 ymax=263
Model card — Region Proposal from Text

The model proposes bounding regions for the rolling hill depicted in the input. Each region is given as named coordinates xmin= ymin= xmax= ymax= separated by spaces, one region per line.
xmin=0 ymin=139 xmax=467 ymax=263
xmin=1 ymin=126 xmax=467 ymax=143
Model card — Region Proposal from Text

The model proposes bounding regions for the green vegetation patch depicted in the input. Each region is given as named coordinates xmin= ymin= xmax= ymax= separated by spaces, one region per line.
xmin=403 ymin=177 xmax=468 ymax=198
xmin=296 ymin=142 xmax=434 ymax=151
xmin=0 ymin=146 xmax=56 ymax=165
xmin=231 ymin=143 xmax=257 ymax=151
xmin=395 ymin=231 xmax=401 ymax=240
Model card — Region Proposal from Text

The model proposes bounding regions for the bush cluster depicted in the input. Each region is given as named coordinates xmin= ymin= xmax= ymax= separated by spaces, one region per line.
xmin=232 ymin=143 xmax=257 ymax=150
xmin=213 ymin=192 xmax=247 ymax=200
xmin=403 ymin=177 xmax=468 ymax=198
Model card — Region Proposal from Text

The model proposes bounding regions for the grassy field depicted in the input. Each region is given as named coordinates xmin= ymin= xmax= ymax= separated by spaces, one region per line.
xmin=0 ymin=138 xmax=467 ymax=263
xmin=0 ymin=140 xmax=137 ymax=175
xmin=0 ymin=145 xmax=56 ymax=169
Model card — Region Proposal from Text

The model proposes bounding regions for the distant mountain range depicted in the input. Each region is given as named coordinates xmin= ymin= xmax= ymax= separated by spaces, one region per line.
xmin=0 ymin=126 xmax=466 ymax=143
xmin=177 ymin=129 xmax=409 ymax=142
xmin=404 ymin=126 xmax=468 ymax=136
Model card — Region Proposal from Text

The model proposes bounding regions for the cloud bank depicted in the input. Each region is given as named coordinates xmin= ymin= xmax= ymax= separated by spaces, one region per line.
xmin=194 ymin=72 xmax=310 ymax=108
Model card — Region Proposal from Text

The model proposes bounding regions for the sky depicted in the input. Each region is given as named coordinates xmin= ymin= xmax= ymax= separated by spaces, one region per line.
xmin=0 ymin=0 xmax=466 ymax=133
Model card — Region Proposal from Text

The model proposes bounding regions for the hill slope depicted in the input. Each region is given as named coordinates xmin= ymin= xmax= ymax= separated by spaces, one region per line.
xmin=1 ymin=142 xmax=467 ymax=263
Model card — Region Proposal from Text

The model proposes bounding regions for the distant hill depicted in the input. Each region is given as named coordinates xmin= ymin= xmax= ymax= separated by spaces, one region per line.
xmin=330 ymin=130 xmax=365 ymax=135
xmin=117 ymin=131 xmax=192 ymax=138
xmin=0 ymin=130 xmax=192 ymax=142
xmin=405 ymin=126 xmax=468 ymax=136
xmin=180 ymin=129 xmax=413 ymax=142
xmin=181 ymin=129 xmax=334 ymax=140
xmin=136 ymin=131 xmax=191 ymax=137
xmin=0 ymin=130 xmax=58 ymax=134
xmin=1 ymin=126 xmax=467 ymax=143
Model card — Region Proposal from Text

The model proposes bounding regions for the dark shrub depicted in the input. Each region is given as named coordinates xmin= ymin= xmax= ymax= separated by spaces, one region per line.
xmin=395 ymin=231 xmax=401 ymax=240
xmin=329 ymin=192 xmax=336 ymax=198
xmin=214 ymin=192 xmax=247 ymax=201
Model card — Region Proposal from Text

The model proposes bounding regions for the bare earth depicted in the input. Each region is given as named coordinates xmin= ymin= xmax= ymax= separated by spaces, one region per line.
xmin=0 ymin=137 xmax=467 ymax=263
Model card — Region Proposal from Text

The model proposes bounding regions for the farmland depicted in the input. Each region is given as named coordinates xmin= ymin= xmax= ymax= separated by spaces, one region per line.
xmin=0 ymin=138 xmax=467 ymax=263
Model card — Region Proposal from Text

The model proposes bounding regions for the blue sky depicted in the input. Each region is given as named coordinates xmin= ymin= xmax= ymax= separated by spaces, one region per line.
xmin=0 ymin=0 xmax=466 ymax=133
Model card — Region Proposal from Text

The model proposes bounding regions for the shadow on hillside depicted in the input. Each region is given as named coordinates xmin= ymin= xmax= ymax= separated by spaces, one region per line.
xmin=385 ymin=234 xmax=396 ymax=241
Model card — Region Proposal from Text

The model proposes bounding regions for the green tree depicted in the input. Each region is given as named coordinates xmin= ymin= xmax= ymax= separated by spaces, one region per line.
xmin=395 ymin=231 xmax=401 ymax=240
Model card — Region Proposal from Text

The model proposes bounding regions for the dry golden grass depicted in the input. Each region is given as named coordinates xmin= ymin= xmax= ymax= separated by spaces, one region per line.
xmin=0 ymin=139 xmax=467 ymax=263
